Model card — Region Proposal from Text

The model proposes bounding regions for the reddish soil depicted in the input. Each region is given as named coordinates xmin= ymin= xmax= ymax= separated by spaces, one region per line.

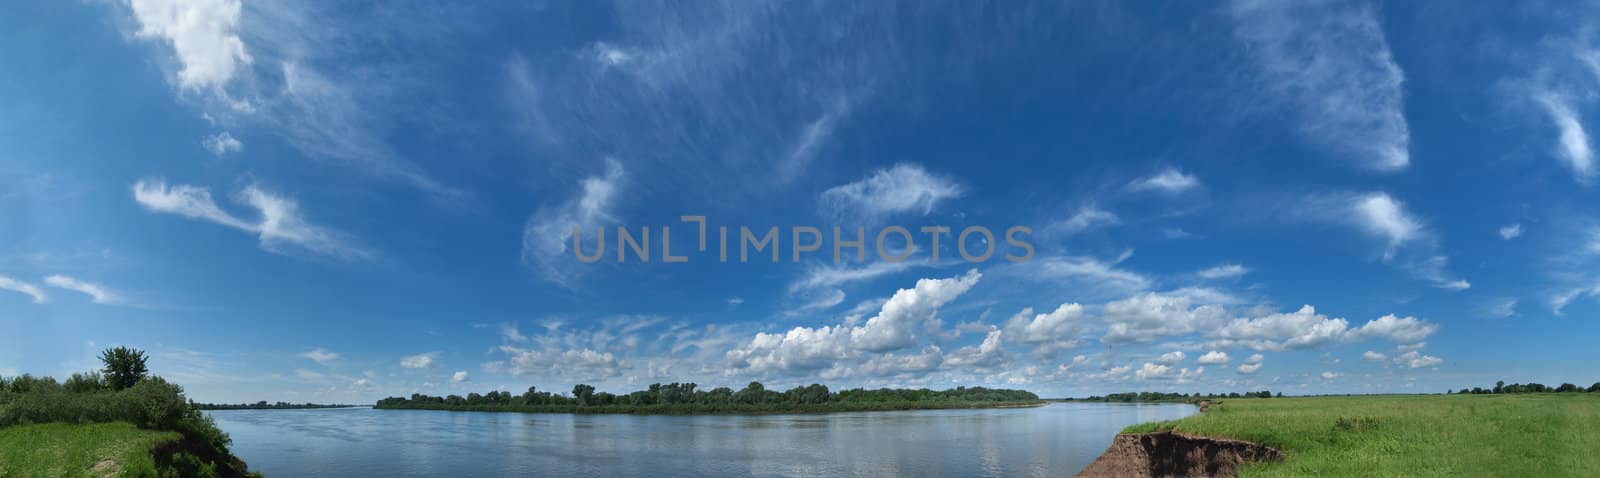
xmin=1077 ymin=431 xmax=1282 ymax=478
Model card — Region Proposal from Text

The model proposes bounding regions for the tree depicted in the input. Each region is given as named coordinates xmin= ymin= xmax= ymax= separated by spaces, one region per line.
xmin=100 ymin=347 xmax=149 ymax=390
xmin=573 ymin=384 xmax=596 ymax=406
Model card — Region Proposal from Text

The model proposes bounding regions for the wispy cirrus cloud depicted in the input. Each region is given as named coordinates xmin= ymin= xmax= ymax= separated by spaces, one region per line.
xmin=113 ymin=0 xmax=465 ymax=198
xmin=1294 ymin=191 xmax=1468 ymax=289
xmin=820 ymin=163 xmax=963 ymax=221
xmin=1230 ymin=0 xmax=1410 ymax=172
xmin=44 ymin=275 xmax=121 ymax=305
xmin=0 ymin=275 xmax=46 ymax=304
xmin=132 ymin=179 xmax=372 ymax=260
xmin=520 ymin=159 xmax=625 ymax=288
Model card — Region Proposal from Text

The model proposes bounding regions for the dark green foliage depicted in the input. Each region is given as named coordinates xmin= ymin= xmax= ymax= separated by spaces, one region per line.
xmin=1332 ymin=416 xmax=1379 ymax=432
xmin=377 ymin=382 xmax=1041 ymax=414
xmin=0 ymin=348 xmax=254 ymax=477
xmin=100 ymin=346 xmax=150 ymax=390
xmin=1077 ymin=390 xmax=1276 ymax=402
xmin=1452 ymin=380 xmax=1600 ymax=394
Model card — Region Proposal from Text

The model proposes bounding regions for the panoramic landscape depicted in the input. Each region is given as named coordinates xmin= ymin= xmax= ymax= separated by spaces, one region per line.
xmin=5 ymin=0 xmax=1600 ymax=476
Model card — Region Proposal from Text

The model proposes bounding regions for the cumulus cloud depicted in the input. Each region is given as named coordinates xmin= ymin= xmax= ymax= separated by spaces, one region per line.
xmin=451 ymin=371 xmax=470 ymax=383
xmin=132 ymin=180 xmax=370 ymax=259
xmin=1215 ymin=305 xmax=1349 ymax=351
xmin=202 ymin=131 xmax=243 ymax=156
xmin=727 ymin=270 xmax=981 ymax=374
xmin=1126 ymin=168 xmax=1200 ymax=194
xmin=1230 ymin=0 xmax=1409 ymax=171
xmin=1196 ymin=350 xmax=1230 ymax=365
xmin=1361 ymin=350 xmax=1387 ymax=362
xmin=1350 ymin=314 xmax=1439 ymax=344
xmin=1156 ymin=351 xmax=1187 ymax=365
xmin=1002 ymin=304 xmax=1089 ymax=359
xmin=126 ymin=0 xmax=252 ymax=90
xmin=1237 ymin=354 xmax=1264 ymax=375
xmin=42 ymin=275 xmax=120 ymax=304
xmin=1321 ymin=371 xmax=1342 ymax=380
xmin=0 ymin=276 xmax=46 ymax=304
xmin=299 ymin=348 xmax=338 ymax=365
xmin=1101 ymin=289 xmax=1234 ymax=345
xmin=820 ymin=163 xmax=962 ymax=221
xmin=1196 ymin=264 xmax=1250 ymax=280
xmin=520 ymin=159 xmax=624 ymax=288
xmin=400 ymin=352 xmax=437 ymax=369
xmin=1393 ymin=350 xmax=1443 ymax=369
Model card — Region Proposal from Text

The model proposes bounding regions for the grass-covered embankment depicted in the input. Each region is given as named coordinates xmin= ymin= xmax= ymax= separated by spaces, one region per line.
xmin=1 ymin=347 xmax=258 ymax=477
xmin=0 ymin=422 xmax=177 ymax=477
xmin=1121 ymin=393 xmax=1600 ymax=476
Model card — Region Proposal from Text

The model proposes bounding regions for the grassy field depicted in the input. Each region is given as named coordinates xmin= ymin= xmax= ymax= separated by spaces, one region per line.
xmin=1124 ymin=393 xmax=1600 ymax=477
xmin=0 ymin=422 xmax=178 ymax=477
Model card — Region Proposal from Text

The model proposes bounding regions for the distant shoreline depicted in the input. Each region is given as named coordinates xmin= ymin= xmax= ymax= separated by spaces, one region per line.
xmin=196 ymin=403 xmax=365 ymax=411
xmin=373 ymin=400 xmax=1048 ymax=416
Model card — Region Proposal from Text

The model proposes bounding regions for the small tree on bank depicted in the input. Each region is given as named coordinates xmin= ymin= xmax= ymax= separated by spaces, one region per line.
xmin=100 ymin=346 xmax=149 ymax=390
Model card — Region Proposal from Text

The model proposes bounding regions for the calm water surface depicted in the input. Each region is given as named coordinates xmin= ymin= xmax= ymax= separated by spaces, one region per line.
xmin=209 ymin=402 xmax=1195 ymax=477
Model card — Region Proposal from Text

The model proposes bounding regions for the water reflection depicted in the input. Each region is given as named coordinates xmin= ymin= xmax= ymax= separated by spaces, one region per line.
xmin=210 ymin=402 xmax=1195 ymax=477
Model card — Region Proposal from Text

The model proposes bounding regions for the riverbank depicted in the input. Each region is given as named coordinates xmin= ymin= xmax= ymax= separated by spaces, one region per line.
xmin=375 ymin=399 xmax=1047 ymax=415
xmin=1082 ymin=393 xmax=1600 ymax=477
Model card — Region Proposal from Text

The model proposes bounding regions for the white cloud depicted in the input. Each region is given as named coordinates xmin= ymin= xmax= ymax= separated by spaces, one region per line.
xmin=1101 ymin=289 xmax=1234 ymax=344
xmin=1009 ymin=255 xmax=1152 ymax=300
xmin=451 ymin=371 xmax=470 ymax=383
xmin=1003 ymin=304 xmax=1088 ymax=358
xmin=820 ymin=163 xmax=962 ymax=220
xmin=848 ymin=269 xmax=981 ymax=352
xmin=1215 ymin=305 xmax=1348 ymax=351
xmin=1047 ymin=205 xmax=1120 ymax=236
xmin=1230 ymin=0 xmax=1409 ymax=171
xmin=501 ymin=324 xmax=529 ymax=343
xmin=499 ymin=346 xmax=623 ymax=379
xmin=299 ymin=348 xmax=339 ymax=365
xmin=1156 ymin=351 xmax=1186 ymax=365
xmin=1196 ymin=350 xmax=1230 ymax=365
xmin=202 ymin=131 xmax=243 ymax=156
xmin=1499 ymin=224 xmax=1524 ymax=240
xmin=1196 ymin=264 xmax=1250 ymax=280
xmin=1237 ymin=354 xmax=1264 ymax=375
xmin=1535 ymin=92 xmax=1595 ymax=181
xmin=727 ymin=270 xmax=981 ymax=374
xmin=132 ymin=180 xmax=370 ymax=259
xmin=126 ymin=0 xmax=252 ymax=90
xmin=43 ymin=275 xmax=120 ymax=304
xmin=1481 ymin=298 xmax=1518 ymax=319
xmin=1321 ymin=371 xmax=1342 ymax=380
xmin=1352 ymin=192 xmax=1423 ymax=257
xmin=0 ymin=276 xmax=46 ymax=304
xmin=1126 ymin=168 xmax=1200 ymax=194
xmin=1393 ymin=350 xmax=1443 ymax=369
xmin=1361 ymin=350 xmax=1387 ymax=362
xmin=400 ymin=352 xmax=437 ymax=369
xmin=1351 ymin=314 xmax=1439 ymax=344
xmin=1135 ymin=362 xmax=1173 ymax=380
xmin=520 ymin=159 xmax=624 ymax=287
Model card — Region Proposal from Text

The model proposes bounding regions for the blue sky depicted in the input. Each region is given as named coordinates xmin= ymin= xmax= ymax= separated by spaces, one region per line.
xmin=4 ymin=0 xmax=1600 ymax=403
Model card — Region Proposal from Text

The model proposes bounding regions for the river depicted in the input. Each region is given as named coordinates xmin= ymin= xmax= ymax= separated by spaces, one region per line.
xmin=207 ymin=402 xmax=1195 ymax=477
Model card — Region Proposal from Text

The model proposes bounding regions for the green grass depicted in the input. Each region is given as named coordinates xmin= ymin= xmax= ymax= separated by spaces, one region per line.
xmin=1123 ymin=393 xmax=1600 ymax=477
xmin=0 ymin=422 xmax=178 ymax=478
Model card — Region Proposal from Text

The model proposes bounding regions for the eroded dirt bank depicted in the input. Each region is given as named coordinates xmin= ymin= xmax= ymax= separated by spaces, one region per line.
xmin=1077 ymin=431 xmax=1282 ymax=477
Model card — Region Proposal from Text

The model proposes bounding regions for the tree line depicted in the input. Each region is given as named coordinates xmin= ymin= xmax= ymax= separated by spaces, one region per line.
xmin=1075 ymin=390 xmax=1279 ymax=402
xmin=195 ymin=401 xmax=362 ymax=411
xmin=1449 ymin=380 xmax=1600 ymax=395
xmin=0 ymin=347 xmax=257 ymax=477
xmin=376 ymin=382 xmax=1041 ymax=414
